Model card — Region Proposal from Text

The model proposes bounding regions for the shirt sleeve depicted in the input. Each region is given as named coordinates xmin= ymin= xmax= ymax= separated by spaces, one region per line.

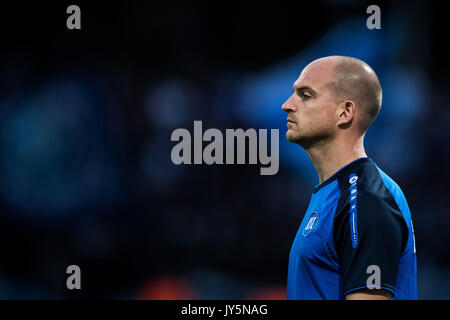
xmin=333 ymin=190 xmax=408 ymax=297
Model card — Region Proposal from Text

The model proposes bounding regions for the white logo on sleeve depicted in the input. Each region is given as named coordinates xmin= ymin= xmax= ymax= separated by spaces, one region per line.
xmin=349 ymin=175 xmax=358 ymax=184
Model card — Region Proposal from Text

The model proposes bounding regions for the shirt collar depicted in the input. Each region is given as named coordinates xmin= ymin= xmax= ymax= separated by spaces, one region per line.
xmin=313 ymin=157 xmax=372 ymax=194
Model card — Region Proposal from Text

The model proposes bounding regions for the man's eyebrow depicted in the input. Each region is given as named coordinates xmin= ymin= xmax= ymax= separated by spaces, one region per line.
xmin=292 ymin=85 xmax=317 ymax=95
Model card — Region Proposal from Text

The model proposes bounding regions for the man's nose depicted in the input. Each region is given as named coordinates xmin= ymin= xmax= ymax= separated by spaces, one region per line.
xmin=282 ymin=95 xmax=296 ymax=112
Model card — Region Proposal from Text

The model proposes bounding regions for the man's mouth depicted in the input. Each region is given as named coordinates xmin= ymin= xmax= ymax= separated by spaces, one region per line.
xmin=287 ymin=119 xmax=296 ymax=123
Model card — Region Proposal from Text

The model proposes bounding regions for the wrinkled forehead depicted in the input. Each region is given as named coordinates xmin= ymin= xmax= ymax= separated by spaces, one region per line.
xmin=294 ymin=59 xmax=336 ymax=91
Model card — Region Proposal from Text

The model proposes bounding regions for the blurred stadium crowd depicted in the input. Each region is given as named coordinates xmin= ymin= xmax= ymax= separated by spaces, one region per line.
xmin=0 ymin=1 xmax=449 ymax=299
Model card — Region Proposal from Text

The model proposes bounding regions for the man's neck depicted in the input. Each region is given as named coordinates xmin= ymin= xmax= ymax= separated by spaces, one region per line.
xmin=305 ymin=136 xmax=367 ymax=184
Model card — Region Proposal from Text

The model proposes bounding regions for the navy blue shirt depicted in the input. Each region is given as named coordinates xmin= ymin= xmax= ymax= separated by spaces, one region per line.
xmin=287 ymin=157 xmax=417 ymax=300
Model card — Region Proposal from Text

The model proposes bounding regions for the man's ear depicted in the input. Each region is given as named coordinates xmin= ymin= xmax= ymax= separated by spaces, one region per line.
xmin=337 ymin=100 xmax=355 ymax=128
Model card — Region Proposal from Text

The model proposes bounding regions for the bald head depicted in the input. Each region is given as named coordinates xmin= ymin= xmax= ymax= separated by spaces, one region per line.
xmin=283 ymin=56 xmax=383 ymax=147
xmin=321 ymin=56 xmax=382 ymax=133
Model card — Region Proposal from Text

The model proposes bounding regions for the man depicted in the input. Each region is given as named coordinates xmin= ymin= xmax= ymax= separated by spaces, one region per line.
xmin=282 ymin=56 xmax=417 ymax=300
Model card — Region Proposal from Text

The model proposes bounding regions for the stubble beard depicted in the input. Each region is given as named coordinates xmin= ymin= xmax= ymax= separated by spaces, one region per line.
xmin=286 ymin=125 xmax=332 ymax=150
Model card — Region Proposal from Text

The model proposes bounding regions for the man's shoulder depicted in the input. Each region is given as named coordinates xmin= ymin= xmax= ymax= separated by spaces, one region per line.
xmin=334 ymin=160 xmax=405 ymax=215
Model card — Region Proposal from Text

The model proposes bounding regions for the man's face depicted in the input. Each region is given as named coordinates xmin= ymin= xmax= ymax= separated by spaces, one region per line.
xmin=282 ymin=60 xmax=339 ymax=148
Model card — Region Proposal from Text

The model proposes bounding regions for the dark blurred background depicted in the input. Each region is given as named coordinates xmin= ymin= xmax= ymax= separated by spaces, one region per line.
xmin=0 ymin=0 xmax=448 ymax=299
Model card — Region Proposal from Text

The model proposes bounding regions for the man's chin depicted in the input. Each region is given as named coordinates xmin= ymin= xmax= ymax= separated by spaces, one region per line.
xmin=286 ymin=130 xmax=314 ymax=149
xmin=286 ymin=130 xmax=301 ymax=143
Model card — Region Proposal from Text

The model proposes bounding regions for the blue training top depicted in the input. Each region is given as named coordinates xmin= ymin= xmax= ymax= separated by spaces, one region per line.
xmin=287 ymin=157 xmax=417 ymax=300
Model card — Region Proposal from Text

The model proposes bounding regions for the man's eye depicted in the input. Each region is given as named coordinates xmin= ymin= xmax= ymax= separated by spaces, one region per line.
xmin=301 ymin=93 xmax=311 ymax=100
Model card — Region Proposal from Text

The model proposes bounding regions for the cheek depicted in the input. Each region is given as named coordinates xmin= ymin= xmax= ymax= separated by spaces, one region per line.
xmin=302 ymin=102 xmax=333 ymax=128
xmin=299 ymin=103 xmax=316 ymax=121
xmin=318 ymin=107 xmax=338 ymax=132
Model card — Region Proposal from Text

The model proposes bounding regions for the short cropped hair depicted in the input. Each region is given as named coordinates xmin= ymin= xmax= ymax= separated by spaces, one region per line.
xmin=327 ymin=56 xmax=382 ymax=133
